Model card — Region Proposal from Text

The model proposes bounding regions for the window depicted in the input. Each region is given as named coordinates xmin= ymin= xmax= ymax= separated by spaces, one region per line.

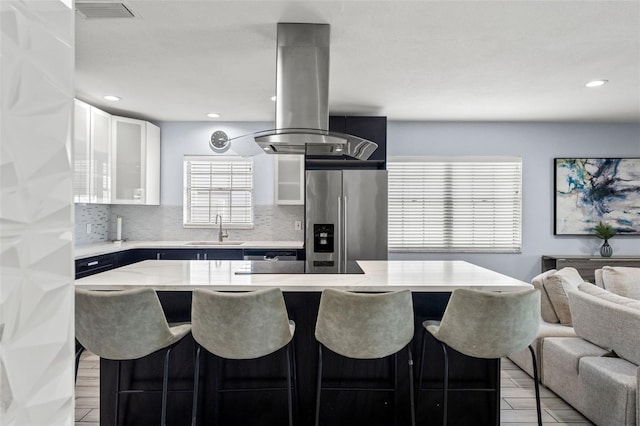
xmin=183 ymin=156 xmax=253 ymax=229
xmin=388 ymin=157 xmax=522 ymax=252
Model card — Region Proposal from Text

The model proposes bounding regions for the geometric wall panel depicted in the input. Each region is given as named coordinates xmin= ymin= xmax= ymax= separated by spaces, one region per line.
xmin=1 ymin=0 xmax=75 ymax=425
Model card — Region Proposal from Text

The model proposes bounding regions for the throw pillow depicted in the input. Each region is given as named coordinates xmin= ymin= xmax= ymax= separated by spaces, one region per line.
xmin=531 ymin=270 xmax=560 ymax=323
xmin=543 ymin=267 xmax=585 ymax=326
xmin=601 ymin=266 xmax=640 ymax=300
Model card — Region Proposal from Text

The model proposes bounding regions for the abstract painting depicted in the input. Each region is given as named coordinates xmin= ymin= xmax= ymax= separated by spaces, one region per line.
xmin=555 ymin=158 xmax=640 ymax=235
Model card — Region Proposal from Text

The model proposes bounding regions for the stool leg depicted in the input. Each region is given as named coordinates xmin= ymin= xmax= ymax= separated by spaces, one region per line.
xmin=191 ymin=345 xmax=201 ymax=426
xmin=407 ymin=347 xmax=416 ymax=426
xmin=314 ymin=345 xmax=324 ymax=426
xmin=528 ymin=345 xmax=543 ymax=426
xmin=438 ymin=341 xmax=449 ymax=426
xmin=75 ymin=345 xmax=84 ymax=382
xmin=114 ymin=360 xmax=121 ymax=426
xmin=286 ymin=344 xmax=294 ymax=426
xmin=161 ymin=347 xmax=172 ymax=426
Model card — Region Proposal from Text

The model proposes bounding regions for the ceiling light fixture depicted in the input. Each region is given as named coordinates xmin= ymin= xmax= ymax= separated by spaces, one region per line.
xmin=207 ymin=113 xmax=221 ymax=118
xmin=270 ymin=96 xmax=277 ymax=102
xmin=104 ymin=95 xmax=121 ymax=101
xmin=585 ymin=79 xmax=608 ymax=88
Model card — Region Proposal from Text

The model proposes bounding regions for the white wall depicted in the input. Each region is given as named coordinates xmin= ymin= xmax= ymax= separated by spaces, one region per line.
xmin=387 ymin=121 xmax=640 ymax=281
xmin=1 ymin=0 xmax=75 ymax=424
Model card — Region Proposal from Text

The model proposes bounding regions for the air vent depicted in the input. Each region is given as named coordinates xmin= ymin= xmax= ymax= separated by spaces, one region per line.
xmin=76 ymin=2 xmax=136 ymax=19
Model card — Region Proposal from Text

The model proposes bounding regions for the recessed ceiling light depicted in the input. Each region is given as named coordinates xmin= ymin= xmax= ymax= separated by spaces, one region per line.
xmin=585 ymin=80 xmax=608 ymax=88
xmin=270 ymin=96 xmax=277 ymax=102
xmin=104 ymin=95 xmax=121 ymax=101
xmin=207 ymin=113 xmax=221 ymax=118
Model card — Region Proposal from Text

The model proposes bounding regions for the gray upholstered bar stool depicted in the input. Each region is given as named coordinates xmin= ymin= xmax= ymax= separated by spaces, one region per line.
xmin=190 ymin=287 xmax=296 ymax=426
xmin=75 ymin=288 xmax=192 ymax=426
xmin=314 ymin=288 xmax=415 ymax=426
xmin=417 ymin=288 xmax=541 ymax=426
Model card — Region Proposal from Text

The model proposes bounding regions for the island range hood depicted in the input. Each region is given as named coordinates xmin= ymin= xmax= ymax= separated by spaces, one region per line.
xmin=249 ymin=23 xmax=378 ymax=160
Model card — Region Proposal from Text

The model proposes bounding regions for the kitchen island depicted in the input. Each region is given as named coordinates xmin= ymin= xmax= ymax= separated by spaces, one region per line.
xmin=76 ymin=260 xmax=532 ymax=426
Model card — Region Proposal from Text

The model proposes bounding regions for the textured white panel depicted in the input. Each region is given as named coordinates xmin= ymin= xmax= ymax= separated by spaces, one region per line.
xmin=0 ymin=0 xmax=75 ymax=425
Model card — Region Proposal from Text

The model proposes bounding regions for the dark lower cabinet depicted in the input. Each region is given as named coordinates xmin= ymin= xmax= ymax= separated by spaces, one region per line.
xmin=76 ymin=248 xmax=305 ymax=278
xmin=75 ymin=254 xmax=116 ymax=279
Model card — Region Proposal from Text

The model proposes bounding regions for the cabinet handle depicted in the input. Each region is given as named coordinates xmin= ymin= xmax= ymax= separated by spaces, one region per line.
xmin=87 ymin=261 xmax=99 ymax=266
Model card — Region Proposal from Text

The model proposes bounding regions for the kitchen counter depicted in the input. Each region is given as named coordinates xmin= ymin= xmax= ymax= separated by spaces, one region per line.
xmin=74 ymin=240 xmax=303 ymax=259
xmin=78 ymin=259 xmax=530 ymax=426
xmin=75 ymin=259 xmax=532 ymax=292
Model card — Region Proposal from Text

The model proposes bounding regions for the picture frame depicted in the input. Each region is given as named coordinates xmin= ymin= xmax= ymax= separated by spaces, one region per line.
xmin=554 ymin=158 xmax=640 ymax=235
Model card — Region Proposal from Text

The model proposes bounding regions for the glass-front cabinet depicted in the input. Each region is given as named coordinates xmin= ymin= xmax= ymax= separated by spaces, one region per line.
xmin=73 ymin=99 xmax=112 ymax=203
xmin=91 ymin=107 xmax=112 ymax=203
xmin=111 ymin=116 xmax=160 ymax=205
xmin=274 ymin=154 xmax=304 ymax=205
xmin=74 ymin=100 xmax=91 ymax=202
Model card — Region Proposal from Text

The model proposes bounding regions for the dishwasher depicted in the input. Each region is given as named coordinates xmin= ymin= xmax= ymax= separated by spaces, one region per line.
xmin=242 ymin=250 xmax=298 ymax=261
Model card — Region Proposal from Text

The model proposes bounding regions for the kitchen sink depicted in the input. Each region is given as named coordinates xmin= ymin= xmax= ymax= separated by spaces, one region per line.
xmin=185 ymin=241 xmax=245 ymax=246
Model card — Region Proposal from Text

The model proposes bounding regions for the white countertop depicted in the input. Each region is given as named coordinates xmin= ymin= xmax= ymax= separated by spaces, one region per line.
xmin=75 ymin=259 xmax=533 ymax=293
xmin=74 ymin=240 xmax=304 ymax=259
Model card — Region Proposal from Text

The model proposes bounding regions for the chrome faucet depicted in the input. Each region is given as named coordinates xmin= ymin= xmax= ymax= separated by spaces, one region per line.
xmin=215 ymin=214 xmax=228 ymax=242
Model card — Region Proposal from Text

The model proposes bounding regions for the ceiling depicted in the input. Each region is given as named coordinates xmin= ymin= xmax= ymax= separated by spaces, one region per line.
xmin=75 ymin=0 xmax=640 ymax=123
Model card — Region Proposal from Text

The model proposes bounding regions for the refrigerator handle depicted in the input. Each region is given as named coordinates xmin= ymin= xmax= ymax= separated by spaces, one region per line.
xmin=337 ymin=196 xmax=342 ymax=272
xmin=343 ymin=195 xmax=348 ymax=273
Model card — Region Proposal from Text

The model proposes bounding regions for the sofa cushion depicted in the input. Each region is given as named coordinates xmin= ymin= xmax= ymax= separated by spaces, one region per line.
xmin=507 ymin=320 xmax=576 ymax=381
xmin=601 ymin=266 xmax=640 ymax=300
xmin=542 ymin=337 xmax=609 ymax=409
xmin=578 ymin=356 xmax=637 ymax=426
xmin=570 ymin=285 xmax=640 ymax=365
xmin=594 ymin=268 xmax=604 ymax=288
xmin=543 ymin=267 xmax=585 ymax=326
xmin=531 ymin=270 xmax=560 ymax=323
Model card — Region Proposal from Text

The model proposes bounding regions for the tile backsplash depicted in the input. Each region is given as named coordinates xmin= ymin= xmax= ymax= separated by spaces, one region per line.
xmin=75 ymin=204 xmax=304 ymax=244
xmin=75 ymin=204 xmax=110 ymax=244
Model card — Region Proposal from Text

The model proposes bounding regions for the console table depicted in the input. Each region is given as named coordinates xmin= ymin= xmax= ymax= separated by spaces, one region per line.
xmin=542 ymin=255 xmax=640 ymax=283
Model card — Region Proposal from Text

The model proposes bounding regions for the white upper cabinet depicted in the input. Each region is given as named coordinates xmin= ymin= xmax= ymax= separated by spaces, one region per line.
xmin=91 ymin=107 xmax=112 ymax=203
xmin=111 ymin=116 xmax=160 ymax=205
xmin=73 ymin=100 xmax=111 ymax=203
xmin=74 ymin=100 xmax=91 ymax=202
xmin=274 ymin=155 xmax=304 ymax=205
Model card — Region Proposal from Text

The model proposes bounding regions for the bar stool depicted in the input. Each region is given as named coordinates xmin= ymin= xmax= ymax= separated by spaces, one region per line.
xmin=190 ymin=287 xmax=296 ymax=426
xmin=314 ymin=288 xmax=415 ymax=426
xmin=417 ymin=288 xmax=542 ymax=426
xmin=75 ymin=288 xmax=191 ymax=426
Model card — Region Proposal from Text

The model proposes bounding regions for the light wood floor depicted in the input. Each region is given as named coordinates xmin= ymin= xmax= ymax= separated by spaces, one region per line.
xmin=75 ymin=352 xmax=593 ymax=425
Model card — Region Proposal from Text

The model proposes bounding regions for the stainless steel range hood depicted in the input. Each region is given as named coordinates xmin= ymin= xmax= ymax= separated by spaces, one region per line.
xmin=251 ymin=23 xmax=378 ymax=160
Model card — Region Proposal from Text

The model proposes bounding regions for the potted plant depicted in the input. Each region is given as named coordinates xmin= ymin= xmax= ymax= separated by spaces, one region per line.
xmin=593 ymin=221 xmax=616 ymax=257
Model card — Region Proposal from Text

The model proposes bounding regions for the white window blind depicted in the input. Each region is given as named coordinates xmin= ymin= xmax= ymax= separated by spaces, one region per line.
xmin=388 ymin=157 xmax=522 ymax=252
xmin=183 ymin=156 xmax=253 ymax=229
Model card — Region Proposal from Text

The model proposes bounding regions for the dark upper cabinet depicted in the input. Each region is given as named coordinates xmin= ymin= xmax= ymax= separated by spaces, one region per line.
xmin=332 ymin=116 xmax=387 ymax=163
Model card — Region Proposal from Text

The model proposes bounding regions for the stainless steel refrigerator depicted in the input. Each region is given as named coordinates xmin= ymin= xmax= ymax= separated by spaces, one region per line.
xmin=305 ymin=169 xmax=388 ymax=273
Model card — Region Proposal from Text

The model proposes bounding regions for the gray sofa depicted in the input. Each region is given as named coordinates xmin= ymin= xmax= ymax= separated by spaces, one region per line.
xmin=508 ymin=268 xmax=578 ymax=379
xmin=543 ymin=283 xmax=639 ymax=426
xmin=509 ymin=266 xmax=640 ymax=425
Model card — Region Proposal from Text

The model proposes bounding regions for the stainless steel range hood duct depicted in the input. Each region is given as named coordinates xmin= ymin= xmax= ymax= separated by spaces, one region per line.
xmin=252 ymin=23 xmax=378 ymax=160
